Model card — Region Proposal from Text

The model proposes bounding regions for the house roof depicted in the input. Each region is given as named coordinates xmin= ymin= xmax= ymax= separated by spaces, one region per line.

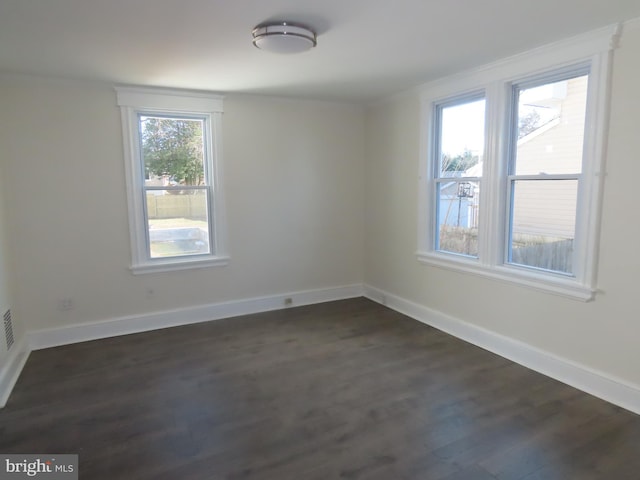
xmin=0 ymin=0 xmax=639 ymax=103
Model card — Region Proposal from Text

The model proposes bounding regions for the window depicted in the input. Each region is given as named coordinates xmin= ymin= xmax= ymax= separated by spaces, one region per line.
xmin=418 ymin=28 xmax=617 ymax=300
xmin=116 ymin=87 xmax=228 ymax=273
xmin=434 ymin=95 xmax=485 ymax=257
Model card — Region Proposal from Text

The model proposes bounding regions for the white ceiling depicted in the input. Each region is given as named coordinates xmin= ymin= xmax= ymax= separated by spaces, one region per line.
xmin=1 ymin=0 xmax=639 ymax=103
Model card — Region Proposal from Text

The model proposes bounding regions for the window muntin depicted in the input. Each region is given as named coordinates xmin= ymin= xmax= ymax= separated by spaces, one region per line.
xmin=506 ymin=72 xmax=589 ymax=275
xmin=434 ymin=96 xmax=485 ymax=257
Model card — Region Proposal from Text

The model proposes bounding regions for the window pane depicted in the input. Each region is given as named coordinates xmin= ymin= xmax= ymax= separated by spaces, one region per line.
xmin=140 ymin=116 xmax=206 ymax=186
xmin=146 ymin=189 xmax=210 ymax=258
xmin=436 ymin=181 xmax=480 ymax=257
xmin=514 ymin=75 xmax=588 ymax=175
xmin=438 ymin=98 xmax=485 ymax=177
xmin=509 ymin=179 xmax=577 ymax=274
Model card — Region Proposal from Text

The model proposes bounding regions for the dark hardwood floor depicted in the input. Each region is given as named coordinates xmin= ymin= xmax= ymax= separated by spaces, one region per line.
xmin=1 ymin=298 xmax=639 ymax=479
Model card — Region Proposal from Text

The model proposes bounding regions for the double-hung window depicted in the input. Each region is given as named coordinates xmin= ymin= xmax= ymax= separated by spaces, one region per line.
xmin=116 ymin=87 xmax=228 ymax=273
xmin=418 ymin=27 xmax=618 ymax=300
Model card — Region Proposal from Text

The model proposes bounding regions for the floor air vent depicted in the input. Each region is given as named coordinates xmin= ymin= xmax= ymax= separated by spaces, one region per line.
xmin=4 ymin=309 xmax=14 ymax=351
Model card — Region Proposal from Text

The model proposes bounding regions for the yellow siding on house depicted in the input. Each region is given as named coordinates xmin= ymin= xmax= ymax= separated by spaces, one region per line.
xmin=515 ymin=76 xmax=588 ymax=175
xmin=512 ymin=180 xmax=577 ymax=238
xmin=512 ymin=76 xmax=588 ymax=239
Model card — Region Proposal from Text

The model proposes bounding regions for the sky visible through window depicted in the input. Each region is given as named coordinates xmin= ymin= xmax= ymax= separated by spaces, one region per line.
xmin=441 ymin=99 xmax=485 ymax=157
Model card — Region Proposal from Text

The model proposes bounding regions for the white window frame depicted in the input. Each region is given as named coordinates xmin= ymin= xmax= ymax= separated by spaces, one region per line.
xmin=417 ymin=25 xmax=620 ymax=301
xmin=116 ymin=86 xmax=228 ymax=274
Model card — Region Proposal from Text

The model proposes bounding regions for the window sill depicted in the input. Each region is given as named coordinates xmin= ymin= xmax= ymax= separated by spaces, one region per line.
xmin=416 ymin=251 xmax=595 ymax=302
xmin=130 ymin=255 xmax=230 ymax=275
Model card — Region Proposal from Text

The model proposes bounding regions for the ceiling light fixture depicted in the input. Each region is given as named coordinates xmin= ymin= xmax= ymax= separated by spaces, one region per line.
xmin=252 ymin=21 xmax=317 ymax=54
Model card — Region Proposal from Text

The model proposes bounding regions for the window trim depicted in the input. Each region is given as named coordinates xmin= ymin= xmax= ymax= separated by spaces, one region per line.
xmin=116 ymin=86 xmax=228 ymax=274
xmin=417 ymin=25 xmax=620 ymax=301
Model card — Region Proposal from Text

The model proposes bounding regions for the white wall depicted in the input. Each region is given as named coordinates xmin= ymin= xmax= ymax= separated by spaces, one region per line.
xmin=364 ymin=21 xmax=640 ymax=388
xmin=0 ymin=76 xmax=364 ymax=332
xmin=0 ymin=159 xmax=21 ymax=365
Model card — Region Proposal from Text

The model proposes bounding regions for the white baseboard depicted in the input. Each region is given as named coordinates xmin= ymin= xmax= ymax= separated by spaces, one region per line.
xmin=28 ymin=284 xmax=364 ymax=351
xmin=364 ymin=284 xmax=640 ymax=416
xmin=0 ymin=338 xmax=30 ymax=408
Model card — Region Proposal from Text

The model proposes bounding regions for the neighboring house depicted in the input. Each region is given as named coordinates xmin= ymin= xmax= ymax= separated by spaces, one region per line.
xmin=512 ymin=75 xmax=587 ymax=240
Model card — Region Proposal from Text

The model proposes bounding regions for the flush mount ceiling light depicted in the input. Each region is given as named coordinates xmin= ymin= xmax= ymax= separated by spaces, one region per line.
xmin=252 ymin=21 xmax=317 ymax=54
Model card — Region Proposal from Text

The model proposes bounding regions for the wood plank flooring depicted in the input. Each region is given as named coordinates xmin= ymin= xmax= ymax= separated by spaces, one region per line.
xmin=1 ymin=298 xmax=639 ymax=479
